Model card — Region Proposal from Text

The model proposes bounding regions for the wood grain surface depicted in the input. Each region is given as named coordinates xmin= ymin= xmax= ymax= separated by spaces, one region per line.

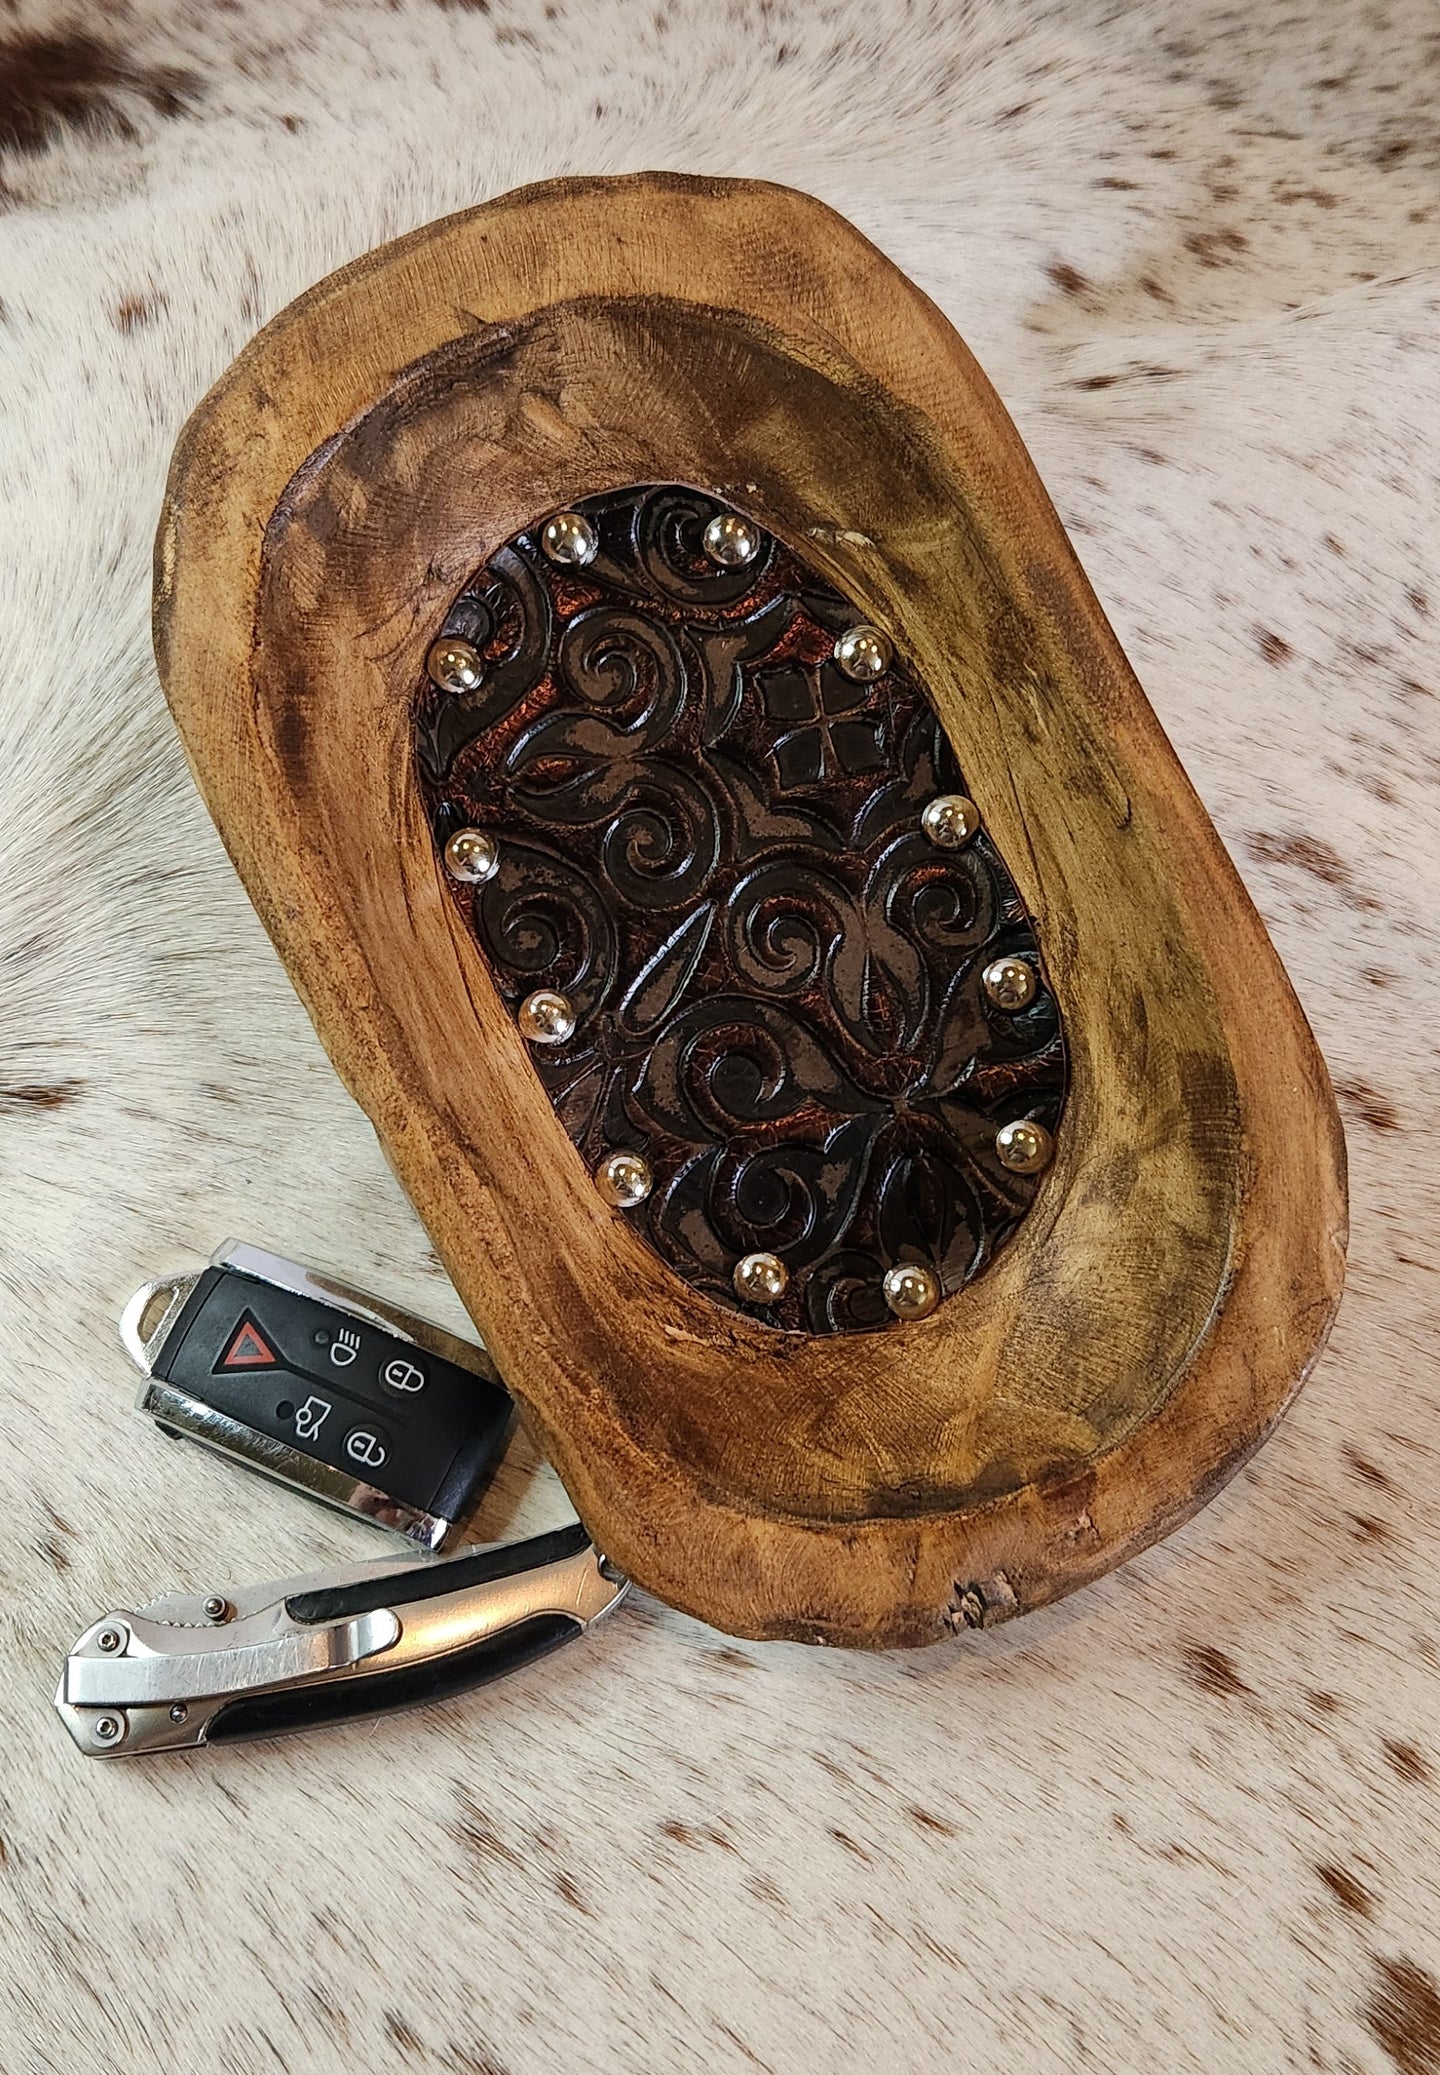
xmin=154 ymin=174 xmax=1347 ymax=1644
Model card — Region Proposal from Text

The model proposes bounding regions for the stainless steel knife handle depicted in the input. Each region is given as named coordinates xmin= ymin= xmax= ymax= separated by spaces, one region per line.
xmin=55 ymin=1524 xmax=627 ymax=1757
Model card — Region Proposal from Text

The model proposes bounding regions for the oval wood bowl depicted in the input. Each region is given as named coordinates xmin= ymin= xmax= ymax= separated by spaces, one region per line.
xmin=154 ymin=174 xmax=1346 ymax=1646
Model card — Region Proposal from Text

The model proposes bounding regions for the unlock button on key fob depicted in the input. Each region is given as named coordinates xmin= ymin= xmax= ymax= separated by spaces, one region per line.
xmin=344 ymin=1424 xmax=390 ymax=1471
xmin=120 ymin=1242 xmax=514 ymax=1550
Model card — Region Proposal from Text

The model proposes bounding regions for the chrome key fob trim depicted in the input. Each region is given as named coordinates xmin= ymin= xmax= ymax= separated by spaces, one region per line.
xmin=120 ymin=1242 xmax=515 ymax=1551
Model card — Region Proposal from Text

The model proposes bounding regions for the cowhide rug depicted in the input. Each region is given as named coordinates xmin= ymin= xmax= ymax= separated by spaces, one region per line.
xmin=2 ymin=3 xmax=1437 ymax=2071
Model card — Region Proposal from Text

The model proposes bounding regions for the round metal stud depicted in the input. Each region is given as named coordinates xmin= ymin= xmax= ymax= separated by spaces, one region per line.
xmin=444 ymin=827 xmax=500 ymax=884
xmin=921 ymin=794 xmax=981 ymax=849
xmin=882 ymin=1263 xmax=941 ymax=1320
xmin=982 ymin=955 xmax=1038 ymax=1012
xmin=702 ymin=511 xmax=763 ymax=568
xmin=426 ymin=637 xmax=484 ymax=693
xmin=518 ymin=989 xmax=577 ymax=1046
xmin=541 ymin=511 xmax=598 ymax=567
xmin=92 ymin=1714 xmax=126 ymax=1746
xmin=596 ymin=1150 xmax=653 ymax=1210
xmin=833 ymin=624 xmax=893 ymax=681
xmin=995 ymin=1118 xmax=1055 ymax=1175
xmin=203 ymin=1595 xmax=230 ymax=1624
xmin=733 ymin=1251 xmax=789 ymax=1305
xmin=169 ymin=1703 xmax=189 ymax=1725
xmin=96 ymin=1628 xmax=123 ymax=1655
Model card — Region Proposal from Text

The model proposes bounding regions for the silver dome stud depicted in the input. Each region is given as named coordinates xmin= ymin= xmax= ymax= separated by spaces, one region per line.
xmin=541 ymin=512 xmax=598 ymax=567
xmin=595 ymin=1151 xmax=653 ymax=1209
xmin=517 ymin=990 xmax=577 ymax=1046
xmin=833 ymin=625 xmax=893 ymax=681
xmin=733 ymin=1252 xmax=789 ymax=1305
xmin=426 ymin=637 xmax=484 ymax=692
xmin=443 ymin=828 xmax=500 ymax=884
xmin=702 ymin=512 xmax=763 ymax=568
xmin=982 ymin=956 xmax=1038 ymax=1012
xmin=882 ymin=1263 xmax=941 ymax=1320
xmin=921 ymin=794 xmax=981 ymax=849
xmin=995 ymin=1119 xmax=1054 ymax=1175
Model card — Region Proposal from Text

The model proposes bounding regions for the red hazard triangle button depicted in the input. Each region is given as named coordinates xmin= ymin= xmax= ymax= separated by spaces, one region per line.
xmin=219 ymin=1313 xmax=278 ymax=1370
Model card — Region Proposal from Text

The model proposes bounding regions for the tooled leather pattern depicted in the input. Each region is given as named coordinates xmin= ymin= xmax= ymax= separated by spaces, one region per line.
xmin=417 ymin=486 xmax=1066 ymax=1333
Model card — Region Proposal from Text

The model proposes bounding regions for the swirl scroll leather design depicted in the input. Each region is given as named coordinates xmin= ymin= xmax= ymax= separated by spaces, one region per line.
xmin=416 ymin=487 xmax=1067 ymax=1333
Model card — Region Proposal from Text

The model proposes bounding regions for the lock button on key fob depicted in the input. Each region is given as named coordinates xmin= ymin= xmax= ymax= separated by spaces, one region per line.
xmin=121 ymin=1243 xmax=514 ymax=1549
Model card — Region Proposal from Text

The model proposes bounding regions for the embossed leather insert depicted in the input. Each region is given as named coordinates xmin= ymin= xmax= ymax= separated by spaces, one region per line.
xmin=416 ymin=486 xmax=1067 ymax=1333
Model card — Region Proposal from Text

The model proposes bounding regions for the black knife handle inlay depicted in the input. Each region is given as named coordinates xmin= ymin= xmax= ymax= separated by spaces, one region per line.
xmin=285 ymin=1523 xmax=593 ymax=1625
xmin=204 ymin=1614 xmax=579 ymax=1744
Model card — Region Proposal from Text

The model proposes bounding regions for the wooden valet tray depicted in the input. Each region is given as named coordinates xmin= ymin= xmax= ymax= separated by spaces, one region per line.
xmin=154 ymin=175 xmax=1346 ymax=1647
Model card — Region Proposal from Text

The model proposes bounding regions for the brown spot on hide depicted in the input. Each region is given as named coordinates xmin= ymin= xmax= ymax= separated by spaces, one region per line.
xmin=1047 ymin=260 xmax=1091 ymax=296
xmin=1383 ymin=1741 xmax=1433 ymax=1786
xmin=1344 ymin=1448 xmax=1394 ymax=1489
xmin=385 ymin=2012 xmax=423 ymax=2054
xmin=1367 ymin=1957 xmax=1440 ymax=2075
xmin=1318 ymin=1863 xmax=1375 ymax=1916
xmin=908 ymin=1805 xmax=956 ymax=1836
xmin=113 ymin=291 xmax=165 ymax=332
xmin=1335 ymin=1079 xmax=1400 ymax=1133
xmin=0 ymin=1081 xmax=82 ymax=1111
xmin=1246 ymin=830 xmax=1380 ymax=909
xmin=1181 ymin=1643 xmax=1251 ymax=1698
xmin=0 ymin=30 xmax=199 ymax=156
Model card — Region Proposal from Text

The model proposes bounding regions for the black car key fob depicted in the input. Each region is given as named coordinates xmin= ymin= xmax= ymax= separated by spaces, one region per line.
xmin=120 ymin=1242 xmax=514 ymax=1549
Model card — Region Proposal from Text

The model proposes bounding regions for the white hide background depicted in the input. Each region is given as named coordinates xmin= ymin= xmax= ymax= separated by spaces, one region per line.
xmin=1 ymin=3 xmax=1438 ymax=2070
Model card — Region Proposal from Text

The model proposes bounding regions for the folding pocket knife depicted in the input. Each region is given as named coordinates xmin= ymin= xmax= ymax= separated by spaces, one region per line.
xmin=55 ymin=1523 xmax=627 ymax=1757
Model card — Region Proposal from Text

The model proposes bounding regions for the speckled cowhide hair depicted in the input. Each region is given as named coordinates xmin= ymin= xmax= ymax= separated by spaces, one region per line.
xmin=3 ymin=5 xmax=1434 ymax=2069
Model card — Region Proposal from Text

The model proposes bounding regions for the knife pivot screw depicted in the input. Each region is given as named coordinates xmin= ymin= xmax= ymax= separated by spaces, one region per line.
xmin=92 ymin=1714 xmax=125 ymax=1745
xmin=203 ymin=1595 xmax=230 ymax=1623
xmin=169 ymin=1703 xmax=189 ymax=1724
xmin=96 ymin=1628 xmax=123 ymax=1654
